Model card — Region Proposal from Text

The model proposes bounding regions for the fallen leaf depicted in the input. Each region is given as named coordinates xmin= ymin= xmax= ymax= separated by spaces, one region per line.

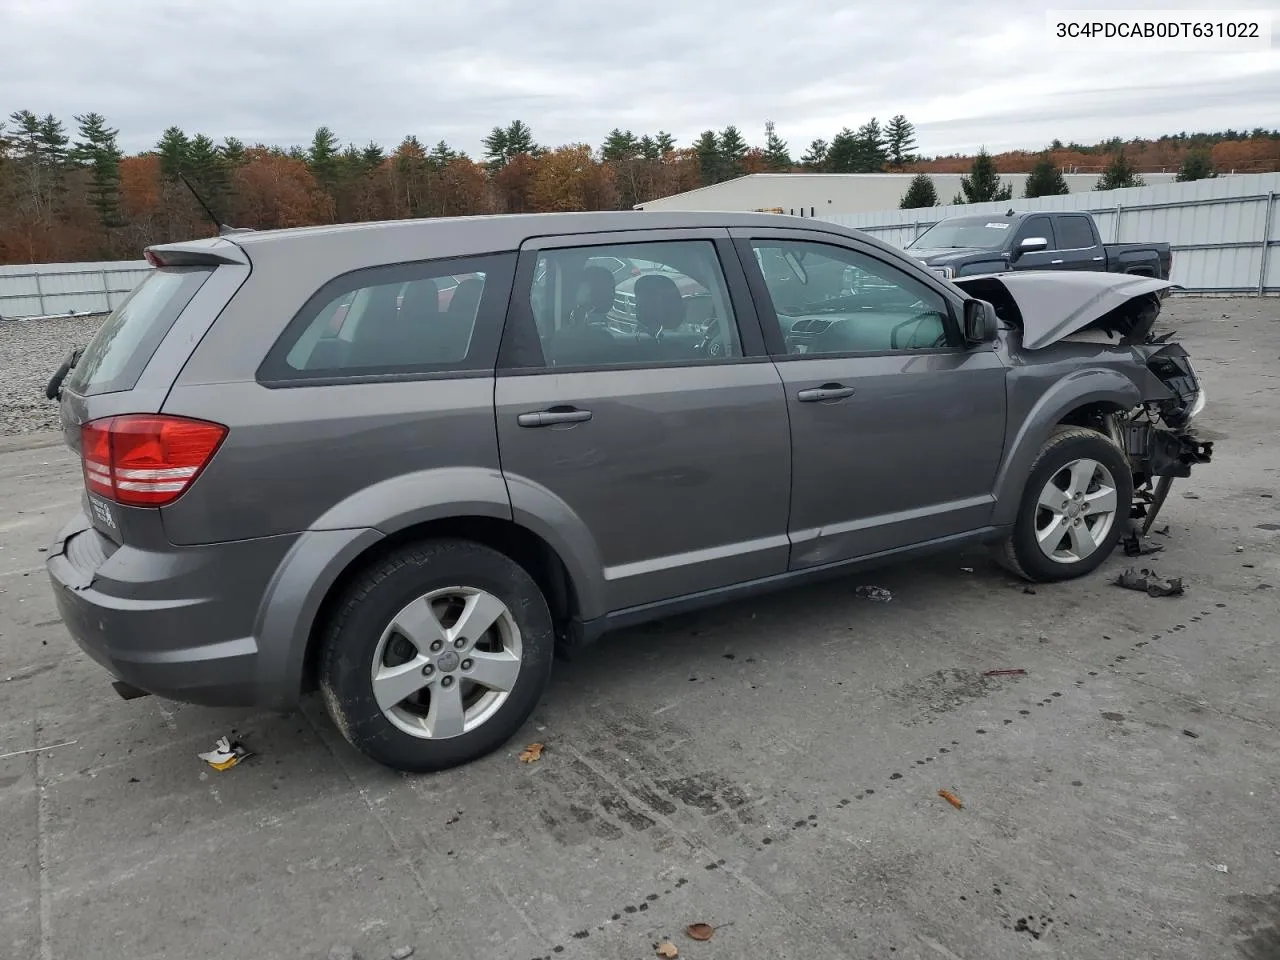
xmin=938 ymin=789 xmax=964 ymax=809
xmin=685 ymin=923 xmax=715 ymax=941
xmin=518 ymin=743 xmax=544 ymax=763
xmin=656 ymin=941 xmax=679 ymax=957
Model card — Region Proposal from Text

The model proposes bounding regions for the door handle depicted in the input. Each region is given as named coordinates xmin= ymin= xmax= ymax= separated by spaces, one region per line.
xmin=517 ymin=407 xmax=593 ymax=427
xmin=1051 ymin=259 xmax=1064 ymax=264
xmin=796 ymin=384 xmax=856 ymax=403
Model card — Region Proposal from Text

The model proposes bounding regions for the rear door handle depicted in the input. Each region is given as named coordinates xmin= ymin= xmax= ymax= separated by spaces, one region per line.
xmin=796 ymin=384 xmax=856 ymax=402
xmin=516 ymin=407 xmax=593 ymax=427
xmin=1051 ymin=259 xmax=1064 ymax=265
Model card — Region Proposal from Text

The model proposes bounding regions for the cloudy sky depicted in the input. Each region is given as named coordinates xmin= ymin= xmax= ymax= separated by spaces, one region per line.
xmin=3 ymin=0 xmax=1278 ymax=159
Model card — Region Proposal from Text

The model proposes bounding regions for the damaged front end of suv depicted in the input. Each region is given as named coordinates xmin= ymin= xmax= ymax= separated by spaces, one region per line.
xmin=955 ymin=271 xmax=1214 ymax=538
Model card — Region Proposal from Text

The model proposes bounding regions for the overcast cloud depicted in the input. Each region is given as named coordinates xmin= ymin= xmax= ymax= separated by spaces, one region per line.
xmin=3 ymin=0 xmax=1278 ymax=159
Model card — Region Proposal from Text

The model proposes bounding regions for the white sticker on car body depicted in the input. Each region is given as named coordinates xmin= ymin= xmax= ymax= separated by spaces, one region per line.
xmin=89 ymin=496 xmax=117 ymax=529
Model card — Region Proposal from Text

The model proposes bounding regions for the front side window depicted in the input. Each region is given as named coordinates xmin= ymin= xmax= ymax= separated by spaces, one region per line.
xmin=1013 ymin=217 xmax=1057 ymax=250
xmin=261 ymin=254 xmax=512 ymax=380
xmin=749 ymin=240 xmax=952 ymax=355
xmin=522 ymin=240 xmax=743 ymax=369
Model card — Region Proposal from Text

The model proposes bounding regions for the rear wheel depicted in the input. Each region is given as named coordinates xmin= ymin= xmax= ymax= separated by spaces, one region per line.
xmin=319 ymin=539 xmax=554 ymax=773
xmin=1003 ymin=426 xmax=1132 ymax=583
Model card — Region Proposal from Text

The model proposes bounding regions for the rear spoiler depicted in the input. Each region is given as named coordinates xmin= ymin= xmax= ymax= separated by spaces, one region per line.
xmin=144 ymin=239 xmax=249 ymax=268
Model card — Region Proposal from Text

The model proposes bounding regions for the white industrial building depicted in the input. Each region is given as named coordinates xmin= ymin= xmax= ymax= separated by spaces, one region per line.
xmin=634 ymin=172 xmax=1182 ymax=216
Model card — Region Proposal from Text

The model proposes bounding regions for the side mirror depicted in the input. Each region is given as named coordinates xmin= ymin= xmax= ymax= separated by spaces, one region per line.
xmin=1015 ymin=236 xmax=1048 ymax=258
xmin=963 ymin=299 xmax=998 ymax=345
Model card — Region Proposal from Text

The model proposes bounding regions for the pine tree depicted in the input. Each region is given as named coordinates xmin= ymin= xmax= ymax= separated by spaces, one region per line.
xmin=1023 ymin=153 xmax=1069 ymax=198
xmin=853 ymin=118 xmax=887 ymax=172
xmin=36 ymin=114 xmax=69 ymax=168
xmin=361 ymin=141 xmax=385 ymax=171
xmin=762 ymin=120 xmax=791 ymax=170
xmin=1095 ymin=150 xmax=1145 ymax=190
xmin=958 ymin=147 xmax=1013 ymax=203
xmin=827 ymin=128 xmax=858 ymax=172
xmin=885 ymin=115 xmax=916 ymax=168
xmin=428 ymin=140 xmax=458 ymax=169
xmin=481 ymin=125 xmax=509 ymax=169
xmin=801 ymin=138 xmax=829 ymax=170
xmin=219 ymin=137 xmax=246 ymax=167
xmin=718 ymin=125 xmax=749 ymax=179
xmin=1176 ymin=150 xmax=1216 ymax=182
xmin=899 ymin=172 xmax=938 ymax=208
xmin=504 ymin=120 xmax=537 ymax=157
xmin=638 ymin=134 xmax=660 ymax=161
xmin=71 ymin=112 xmax=123 ymax=228
xmin=601 ymin=128 xmax=640 ymax=164
xmin=693 ymin=130 xmax=721 ymax=185
xmin=307 ymin=125 xmax=341 ymax=188
xmin=655 ymin=131 xmax=676 ymax=156
xmin=156 ymin=126 xmax=190 ymax=179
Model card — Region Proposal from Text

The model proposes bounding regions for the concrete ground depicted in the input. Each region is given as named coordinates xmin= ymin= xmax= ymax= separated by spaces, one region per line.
xmin=1 ymin=297 xmax=1278 ymax=960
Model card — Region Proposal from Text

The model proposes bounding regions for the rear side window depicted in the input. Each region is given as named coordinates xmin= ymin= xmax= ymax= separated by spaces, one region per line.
xmin=258 ymin=253 xmax=516 ymax=383
xmin=65 ymin=267 xmax=212 ymax=396
xmin=1056 ymin=216 xmax=1096 ymax=249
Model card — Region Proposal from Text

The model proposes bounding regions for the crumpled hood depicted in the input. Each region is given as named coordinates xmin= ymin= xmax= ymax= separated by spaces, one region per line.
xmin=953 ymin=270 xmax=1180 ymax=349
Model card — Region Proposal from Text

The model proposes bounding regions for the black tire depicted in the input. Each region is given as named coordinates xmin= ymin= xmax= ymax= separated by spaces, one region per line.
xmin=319 ymin=538 xmax=554 ymax=773
xmin=1002 ymin=425 xmax=1133 ymax=583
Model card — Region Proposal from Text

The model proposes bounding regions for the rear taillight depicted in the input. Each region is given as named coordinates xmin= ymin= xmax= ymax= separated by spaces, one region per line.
xmin=81 ymin=415 xmax=227 ymax=507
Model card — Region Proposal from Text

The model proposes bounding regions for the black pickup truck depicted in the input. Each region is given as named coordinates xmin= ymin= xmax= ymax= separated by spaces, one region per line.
xmin=905 ymin=210 xmax=1172 ymax=281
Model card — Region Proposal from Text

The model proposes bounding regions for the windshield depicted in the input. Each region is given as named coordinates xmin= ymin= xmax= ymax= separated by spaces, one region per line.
xmin=909 ymin=219 xmax=1014 ymax=251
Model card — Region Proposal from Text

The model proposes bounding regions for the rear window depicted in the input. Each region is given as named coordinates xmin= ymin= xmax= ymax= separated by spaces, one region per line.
xmin=257 ymin=252 xmax=516 ymax=384
xmin=65 ymin=267 xmax=212 ymax=396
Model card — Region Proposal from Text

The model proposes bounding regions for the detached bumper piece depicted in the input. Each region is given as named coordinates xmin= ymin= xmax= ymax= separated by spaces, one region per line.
xmin=1123 ymin=421 xmax=1214 ymax=534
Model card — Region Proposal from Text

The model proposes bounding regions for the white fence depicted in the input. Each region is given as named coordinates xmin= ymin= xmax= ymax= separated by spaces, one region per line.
xmin=819 ymin=172 xmax=1280 ymax=296
xmin=0 ymin=260 xmax=150 ymax=320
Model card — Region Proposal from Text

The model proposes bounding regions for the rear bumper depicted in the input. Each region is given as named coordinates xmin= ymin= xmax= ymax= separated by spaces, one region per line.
xmin=46 ymin=511 xmax=302 ymax=708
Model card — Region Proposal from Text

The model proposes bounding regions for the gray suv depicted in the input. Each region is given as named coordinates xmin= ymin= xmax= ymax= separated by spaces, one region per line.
xmin=44 ymin=212 xmax=1212 ymax=773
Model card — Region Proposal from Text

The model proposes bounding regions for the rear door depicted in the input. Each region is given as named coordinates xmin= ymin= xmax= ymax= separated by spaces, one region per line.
xmin=1051 ymin=214 xmax=1106 ymax=270
xmin=731 ymin=228 xmax=1007 ymax=569
xmin=494 ymin=228 xmax=792 ymax=613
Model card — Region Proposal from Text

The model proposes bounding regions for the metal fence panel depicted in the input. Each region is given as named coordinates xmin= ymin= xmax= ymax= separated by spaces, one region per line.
xmin=820 ymin=172 xmax=1280 ymax=295
xmin=0 ymin=261 xmax=151 ymax=319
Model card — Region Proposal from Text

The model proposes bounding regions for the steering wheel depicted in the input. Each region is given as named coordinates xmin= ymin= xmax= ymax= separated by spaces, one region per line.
xmin=890 ymin=311 xmax=942 ymax=350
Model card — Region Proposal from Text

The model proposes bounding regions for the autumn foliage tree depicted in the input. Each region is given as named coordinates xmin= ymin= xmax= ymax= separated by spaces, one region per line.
xmin=1 ymin=110 xmax=1277 ymax=265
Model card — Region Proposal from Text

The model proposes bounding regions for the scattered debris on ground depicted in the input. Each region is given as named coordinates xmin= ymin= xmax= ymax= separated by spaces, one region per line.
xmin=0 ymin=738 xmax=77 ymax=761
xmin=1210 ymin=863 xmax=1229 ymax=873
xmin=685 ymin=923 xmax=715 ymax=941
xmin=983 ymin=668 xmax=1027 ymax=678
xmin=518 ymin=742 xmax=544 ymax=763
xmin=1115 ymin=567 xmax=1185 ymax=598
xmin=855 ymin=585 xmax=892 ymax=602
xmin=1183 ymin=729 xmax=1200 ymax=739
xmin=197 ymin=736 xmax=252 ymax=771
xmin=656 ymin=940 xmax=679 ymax=957
xmin=391 ymin=947 xmax=414 ymax=959
xmin=938 ymin=789 xmax=964 ymax=810
xmin=1122 ymin=530 xmax=1164 ymax=557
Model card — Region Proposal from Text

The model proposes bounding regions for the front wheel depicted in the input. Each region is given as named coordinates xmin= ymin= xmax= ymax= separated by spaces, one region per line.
xmin=318 ymin=539 xmax=555 ymax=773
xmin=1003 ymin=426 xmax=1133 ymax=583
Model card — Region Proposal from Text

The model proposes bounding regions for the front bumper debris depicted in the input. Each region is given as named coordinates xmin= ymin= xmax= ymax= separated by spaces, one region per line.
xmin=1123 ymin=421 xmax=1214 ymax=534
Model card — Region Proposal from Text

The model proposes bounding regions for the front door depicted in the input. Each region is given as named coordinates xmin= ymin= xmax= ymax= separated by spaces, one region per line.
xmin=732 ymin=229 xmax=1008 ymax=569
xmin=494 ymin=229 xmax=792 ymax=614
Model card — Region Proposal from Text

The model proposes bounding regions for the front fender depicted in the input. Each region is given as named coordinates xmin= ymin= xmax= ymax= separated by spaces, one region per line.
xmin=992 ymin=368 xmax=1141 ymax=525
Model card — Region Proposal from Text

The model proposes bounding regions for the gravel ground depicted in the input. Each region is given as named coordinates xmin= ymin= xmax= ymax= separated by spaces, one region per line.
xmin=0 ymin=315 xmax=105 ymax=436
